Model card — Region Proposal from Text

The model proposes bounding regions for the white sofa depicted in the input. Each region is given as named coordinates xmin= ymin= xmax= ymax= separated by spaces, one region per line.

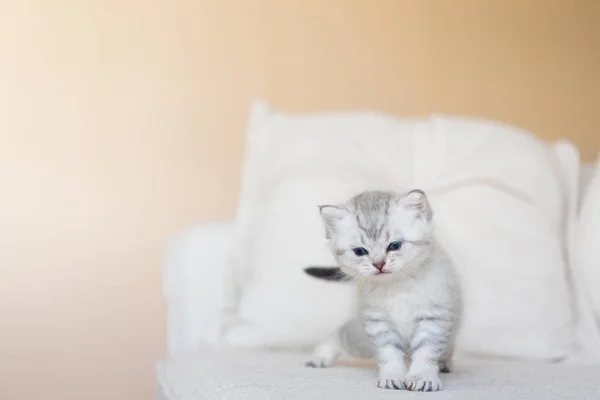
xmin=157 ymin=107 xmax=600 ymax=400
xmin=155 ymin=165 xmax=599 ymax=400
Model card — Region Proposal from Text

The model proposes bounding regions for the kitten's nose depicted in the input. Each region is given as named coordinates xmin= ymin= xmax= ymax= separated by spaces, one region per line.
xmin=372 ymin=261 xmax=386 ymax=271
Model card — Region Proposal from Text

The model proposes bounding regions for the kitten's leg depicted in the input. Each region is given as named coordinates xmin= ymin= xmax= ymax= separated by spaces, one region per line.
xmin=306 ymin=318 xmax=374 ymax=368
xmin=365 ymin=316 xmax=407 ymax=390
xmin=305 ymin=333 xmax=341 ymax=368
xmin=375 ymin=344 xmax=407 ymax=390
xmin=405 ymin=319 xmax=452 ymax=392
xmin=439 ymin=358 xmax=452 ymax=373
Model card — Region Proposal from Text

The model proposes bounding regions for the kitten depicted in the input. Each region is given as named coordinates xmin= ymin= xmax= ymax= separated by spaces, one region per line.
xmin=305 ymin=189 xmax=461 ymax=392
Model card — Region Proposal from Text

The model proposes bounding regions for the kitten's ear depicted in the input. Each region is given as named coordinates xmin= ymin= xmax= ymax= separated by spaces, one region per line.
xmin=400 ymin=189 xmax=433 ymax=221
xmin=318 ymin=205 xmax=349 ymax=237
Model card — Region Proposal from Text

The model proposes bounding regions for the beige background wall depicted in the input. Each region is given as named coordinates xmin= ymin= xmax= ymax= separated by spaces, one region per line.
xmin=1 ymin=1 xmax=598 ymax=399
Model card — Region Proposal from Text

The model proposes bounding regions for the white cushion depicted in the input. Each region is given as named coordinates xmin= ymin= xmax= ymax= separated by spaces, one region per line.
xmin=225 ymin=101 xmax=579 ymax=360
xmin=163 ymin=221 xmax=236 ymax=355
xmin=574 ymin=156 xmax=600 ymax=361
xmin=580 ymin=163 xmax=596 ymax=208
xmin=156 ymin=349 xmax=600 ymax=400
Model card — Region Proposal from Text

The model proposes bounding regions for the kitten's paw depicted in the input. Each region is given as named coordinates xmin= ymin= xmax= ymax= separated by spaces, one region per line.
xmin=404 ymin=372 xmax=442 ymax=392
xmin=304 ymin=349 xmax=336 ymax=368
xmin=304 ymin=359 xmax=332 ymax=368
xmin=376 ymin=357 xmax=407 ymax=390
xmin=439 ymin=359 xmax=452 ymax=373
xmin=305 ymin=339 xmax=340 ymax=368
xmin=377 ymin=377 xmax=405 ymax=390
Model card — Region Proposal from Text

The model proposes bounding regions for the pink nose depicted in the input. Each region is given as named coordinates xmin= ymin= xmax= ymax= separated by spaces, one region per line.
xmin=372 ymin=261 xmax=386 ymax=271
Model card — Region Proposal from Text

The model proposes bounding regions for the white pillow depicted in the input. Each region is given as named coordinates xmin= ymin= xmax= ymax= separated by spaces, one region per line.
xmin=225 ymin=101 xmax=578 ymax=360
xmin=573 ymin=156 xmax=600 ymax=361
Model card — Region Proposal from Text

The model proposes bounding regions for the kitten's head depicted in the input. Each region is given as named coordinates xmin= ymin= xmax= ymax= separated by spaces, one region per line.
xmin=319 ymin=189 xmax=434 ymax=282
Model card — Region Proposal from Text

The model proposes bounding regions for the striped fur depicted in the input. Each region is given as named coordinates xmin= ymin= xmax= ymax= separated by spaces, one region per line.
xmin=306 ymin=190 xmax=462 ymax=392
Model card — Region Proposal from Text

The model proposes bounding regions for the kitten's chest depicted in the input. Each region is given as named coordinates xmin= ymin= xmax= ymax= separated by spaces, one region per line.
xmin=363 ymin=288 xmax=425 ymax=339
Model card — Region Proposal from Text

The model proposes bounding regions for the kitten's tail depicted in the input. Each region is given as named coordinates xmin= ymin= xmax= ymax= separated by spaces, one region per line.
xmin=304 ymin=266 xmax=352 ymax=282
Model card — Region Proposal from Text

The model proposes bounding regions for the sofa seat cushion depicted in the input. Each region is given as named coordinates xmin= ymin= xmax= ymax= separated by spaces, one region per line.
xmin=156 ymin=348 xmax=600 ymax=400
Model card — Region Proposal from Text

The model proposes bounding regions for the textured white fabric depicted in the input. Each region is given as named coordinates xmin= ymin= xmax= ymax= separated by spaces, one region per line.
xmin=550 ymin=149 xmax=600 ymax=362
xmin=225 ymin=101 xmax=579 ymax=360
xmin=580 ymin=163 xmax=596 ymax=208
xmin=575 ymin=156 xmax=600 ymax=358
xmin=161 ymin=165 xmax=599 ymax=359
xmin=156 ymin=349 xmax=600 ymax=400
xmin=163 ymin=221 xmax=235 ymax=355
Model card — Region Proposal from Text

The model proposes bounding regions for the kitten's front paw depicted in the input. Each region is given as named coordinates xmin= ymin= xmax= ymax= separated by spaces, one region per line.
xmin=376 ymin=359 xmax=407 ymax=390
xmin=377 ymin=377 xmax=405 ymax=390
xmin=404 ymin=372 xmax=442 ymax=392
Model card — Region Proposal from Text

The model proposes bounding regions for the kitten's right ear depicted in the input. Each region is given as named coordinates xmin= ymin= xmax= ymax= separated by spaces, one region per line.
xmin=400 ymin=189 xmax=433 ymax=221
xmin=318 ymin=205 xmax=349 ymax=237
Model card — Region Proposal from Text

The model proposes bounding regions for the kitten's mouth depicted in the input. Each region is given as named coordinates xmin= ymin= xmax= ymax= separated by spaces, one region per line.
xmin=375 ymin=271 xmax=391 ymax=275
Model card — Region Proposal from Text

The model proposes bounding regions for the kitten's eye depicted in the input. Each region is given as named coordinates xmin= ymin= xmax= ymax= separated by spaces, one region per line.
xmin=352 ymin=247 xmax=369 ymax=256
xmin=386 ymin=241 xmax=403 ymax=252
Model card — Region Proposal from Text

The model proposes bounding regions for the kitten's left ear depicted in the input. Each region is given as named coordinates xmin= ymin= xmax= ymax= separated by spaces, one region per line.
xmin=400 ymin=189 xmax=433 ymax=221
xmin=318 ymin=205 xmax=349 ymax=237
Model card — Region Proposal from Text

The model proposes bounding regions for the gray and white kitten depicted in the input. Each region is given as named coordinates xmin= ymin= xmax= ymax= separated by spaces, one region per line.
xmin=305 ymin=189 xmax=461 ymax=392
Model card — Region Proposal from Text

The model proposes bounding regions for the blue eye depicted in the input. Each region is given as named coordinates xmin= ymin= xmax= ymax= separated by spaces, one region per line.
xmin=386 ymin=241 xmax=402 ymax=252
xmin=352 ymin=247 xmax=369 ymax=256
